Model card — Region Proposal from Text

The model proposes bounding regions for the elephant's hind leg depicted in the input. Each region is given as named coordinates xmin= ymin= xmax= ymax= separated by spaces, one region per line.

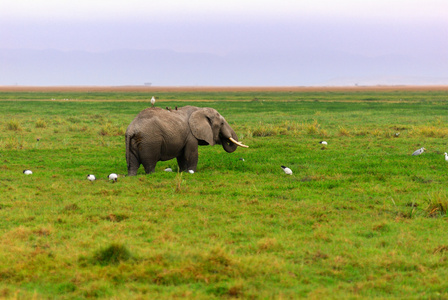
xmin=127 ymin=151 xmax=140 ymax=176
xmin=139 ymin=146 xmax=159 ymax=174
xmin=127 ymin=136 xmax=142 ymax=176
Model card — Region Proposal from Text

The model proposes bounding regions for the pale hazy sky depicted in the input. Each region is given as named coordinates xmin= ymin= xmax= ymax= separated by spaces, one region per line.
xmin=1 ymin=0 xmax=447 ymax=85
xmin=3 ymin=0 xmax=448 ymax=22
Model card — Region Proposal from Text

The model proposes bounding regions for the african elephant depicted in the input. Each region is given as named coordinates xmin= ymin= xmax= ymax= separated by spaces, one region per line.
xmin=125 ymin=106 xmax=248 ymax=175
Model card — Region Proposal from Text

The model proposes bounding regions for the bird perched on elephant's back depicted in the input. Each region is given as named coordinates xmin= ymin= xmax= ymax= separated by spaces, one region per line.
xmin=125 ymin=105 xmax=248 ymax=175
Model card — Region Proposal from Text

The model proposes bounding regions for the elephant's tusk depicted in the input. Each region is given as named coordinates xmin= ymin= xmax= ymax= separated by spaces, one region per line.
xmin=229 ymin=137 xmax=249 ymax=148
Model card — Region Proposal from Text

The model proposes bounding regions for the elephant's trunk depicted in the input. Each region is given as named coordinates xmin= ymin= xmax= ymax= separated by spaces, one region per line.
xmin=220 ymin=125 xmax=248 ymax=153
xmin=221 ymin=136 xmax=238 ymax=153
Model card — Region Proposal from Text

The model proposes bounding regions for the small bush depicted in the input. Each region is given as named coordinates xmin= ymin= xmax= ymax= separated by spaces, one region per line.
xmin=92 ymin=243 xmax=132 ymax=266
xmin=99 ymin=124 xmax=125 ymax=136
xmin=35 ymin=119 xmax=47 ymax=128
xmin=338 ymin=126 xmax=350 ymax=137
xmin=371 ymin=129 xmax=382 ymax=137
xmin=252 ymin=124 xmax=280 ymax=137
xmin=306 ymin=120 xmax=320 ymax=135
xmin=409 ymin=126 xmax=448 ymax=138
xmin=6 ymin=120 xmax=22 ymax=131
xmin=425 ymin=191 xmax=448 ymax=218
xmin=1 ymin=137 xmax=27 ymax=149
xmin=251 ymin=121 xmax=303 ymax=137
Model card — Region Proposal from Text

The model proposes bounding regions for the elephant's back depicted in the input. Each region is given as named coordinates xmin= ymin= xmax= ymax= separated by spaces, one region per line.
xmin=128 ymin=107 xmax=188 ymax=136
xmin=130 ymin=107 xmax=171 ymax=126
xmin=136 ymin=107 xmax=164 ymax=118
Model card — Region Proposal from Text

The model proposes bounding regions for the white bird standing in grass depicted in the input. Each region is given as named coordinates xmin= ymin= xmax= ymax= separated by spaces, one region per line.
xmin=87 ymin=174 xmax=96 ymax=181
xmin=444 ymin=153 xmax=448 ymax=161
xmin=412 ymin=147 xmax=426 ymax=156
xmin=23 ymin=169 xmax=32 ymax=175
xmin=188 ymin=170 xmax=195 ymax=174
xmin=151 ymin=96 xmax=155 ymax=107
xmin=281 ymin=166 xmax=293 ymax=175
xmin=319 ymin=141 xmax=327 ymax=145
xmin=108 ymin=173 xmax=118 ymax=182
xmin=164 ymin=167 xmax=173 ymax=172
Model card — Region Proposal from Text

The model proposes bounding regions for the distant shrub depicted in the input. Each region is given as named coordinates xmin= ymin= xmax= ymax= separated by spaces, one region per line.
xmin=371 ymin=129 xmax=382 ymax=137
xmin=35 ymin=119 xmax=47 ymax=128
xmin=99 ymin=124 xmax=125 ymax=136
xmin=92 ymin=243 xmax=132 ymax=266
xmin=252 ymin=124 xmax=280 ymax=137
xmin=338 ymin=126 xmax=350 ymax=137
xmin=409 ymin=126 xmax=448 ymax=138
xmin=1 ymin=137 xmax=27 ymax=149
xmin=250 ymin=120 xmax=326 ymax=137
xmin=306 ymin=120 xmax=320 ymax=135
xmin=6 ymin=119 xmax=22 ymax=131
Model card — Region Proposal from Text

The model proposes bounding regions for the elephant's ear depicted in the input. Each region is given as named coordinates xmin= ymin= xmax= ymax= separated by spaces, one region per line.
xmin=189 ymin=110 xmax=215 ymax=145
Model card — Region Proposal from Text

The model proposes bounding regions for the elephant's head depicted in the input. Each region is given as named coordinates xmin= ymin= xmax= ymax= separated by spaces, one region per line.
xmin=189 ymin=108 xmax=248 ymax=152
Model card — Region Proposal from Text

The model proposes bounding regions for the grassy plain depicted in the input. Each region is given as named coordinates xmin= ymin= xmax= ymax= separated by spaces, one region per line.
xmin=1 ymin=86 xmax=448 ymax=298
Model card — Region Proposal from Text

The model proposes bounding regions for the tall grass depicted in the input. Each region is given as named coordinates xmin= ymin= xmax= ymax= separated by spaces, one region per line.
xmin=5 ymin=119 xmax=22 ymax=131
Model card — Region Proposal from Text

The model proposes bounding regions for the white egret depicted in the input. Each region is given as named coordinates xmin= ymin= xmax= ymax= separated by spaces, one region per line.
xmin=444 ymin=153 xmax=448 ymax=161
xmin=108 ymin=173 xmax=118 ymax=182
xmin=23 ymin=170 xmax=33 ymax=175
xmin=151 ymin=96 xmax=155 ymax=107
xmin=281 ymin=166 xmax=293 ymax=175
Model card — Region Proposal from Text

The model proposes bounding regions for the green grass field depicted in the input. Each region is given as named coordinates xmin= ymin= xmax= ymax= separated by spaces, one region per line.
xmin=1 ymin=88 xmax=448 ymax=298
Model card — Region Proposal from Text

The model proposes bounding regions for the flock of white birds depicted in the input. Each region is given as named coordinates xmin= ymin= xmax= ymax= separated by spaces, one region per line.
xmin=85 ymin=173 xmax=117 ymax=182
xmin=280 ymin=143 xmax=440 ymax=176
xmin=20 ymin=97 xmax=443 ymax=178
xmin=20 ymin=138 xmax=440 ymax=179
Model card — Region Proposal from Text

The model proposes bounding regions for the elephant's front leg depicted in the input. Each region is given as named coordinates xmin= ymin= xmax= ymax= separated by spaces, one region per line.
xmin=177 ymin=138 xmax=199 ymax=172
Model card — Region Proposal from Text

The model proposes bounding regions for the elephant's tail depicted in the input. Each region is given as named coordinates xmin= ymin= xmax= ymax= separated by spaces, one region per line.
xmin=125 ymin=132 xmax=132 ymax=170
xmin=126 ymin=132 xmax=142 ymax=176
